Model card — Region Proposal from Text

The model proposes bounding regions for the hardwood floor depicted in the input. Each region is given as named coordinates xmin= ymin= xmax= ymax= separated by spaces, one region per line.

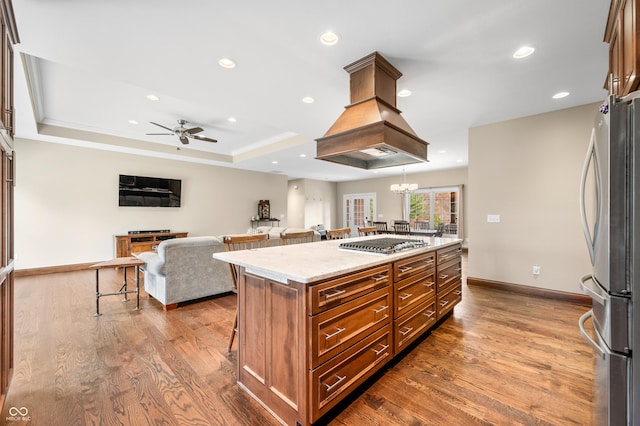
xmin=3 ymin=257 xmax=595 ymax=425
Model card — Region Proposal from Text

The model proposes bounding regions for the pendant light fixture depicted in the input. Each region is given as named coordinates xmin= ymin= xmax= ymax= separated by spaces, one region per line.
xmin=390 ymin=168 xmax=418 ymax=194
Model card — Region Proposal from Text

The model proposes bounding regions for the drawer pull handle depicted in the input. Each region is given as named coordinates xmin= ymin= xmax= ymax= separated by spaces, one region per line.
xmin=423 ymin=310 xmax=436 ymax=318
xmin=399 ymin=293 xmax=412 ymax=301
xmin=440 ymin=300 xmax=450 ymax=307
xmin=423 ymin=281 xmax=435 ymax=288
xmin=372 ymin=274 xmax=388 ymax=282
xmin=324 ymin=374 xmax=347 ymax=392
xmin=372 ymin=344 xmax=389 ymax=356
xmin=454 ymin=290 xmax=462 ymax=296
xmin=456 ymin=248 xmax=462 ymax=254
xmin=456 ymin=268 xmax=462 ymax=273
xmin=374 ymin=305 xmax=389 ymax=314
xmin=399 ymin=266 xmax=413 ymax=273
xmin=424 ymin=259 xmax=434 ymax=265
xmin=400 ymin=326 xmax=414 ymax=336
xmin=324 ymin=327 xmax=346 ymax=340
xmin=322 ymin=288 xmax=346 ymax=299
xmin=440 ymin=274 xmax=449 ymax=280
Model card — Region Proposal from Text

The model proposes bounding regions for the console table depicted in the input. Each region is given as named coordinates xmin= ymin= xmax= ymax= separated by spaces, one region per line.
xmin=114 ymin=231 xmax=188 ymax=257
xmin=250 ymin=218 xmax=280 ymax=228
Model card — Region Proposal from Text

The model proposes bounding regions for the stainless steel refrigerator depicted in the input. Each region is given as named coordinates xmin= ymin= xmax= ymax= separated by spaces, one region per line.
xmin=579 ymin=93 xmax=640 ymax=425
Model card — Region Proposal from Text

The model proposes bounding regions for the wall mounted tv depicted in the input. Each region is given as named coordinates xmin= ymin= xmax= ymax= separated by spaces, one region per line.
xmin=119 ymin=174 xmax=182 ymax=207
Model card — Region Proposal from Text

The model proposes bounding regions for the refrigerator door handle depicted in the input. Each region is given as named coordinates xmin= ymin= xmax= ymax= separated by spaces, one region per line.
xmin=579 ymin=310 xmax=605 ymax=358
xmin=579 ymin=128 xmax=601 ymax=264
xmin=579 ymin=274 xmax=606 ymax=307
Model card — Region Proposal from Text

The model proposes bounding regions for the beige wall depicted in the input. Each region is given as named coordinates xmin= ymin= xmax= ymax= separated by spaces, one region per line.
xmin=288 ymin=179 xmax=337 ymax=229
xmin=468 ymin=102 xmax=599 ymax=293
xmin=15 ymin=138 xmax=288 ymax=269
xmin=336 ymin=167 xmax=468 ymax=239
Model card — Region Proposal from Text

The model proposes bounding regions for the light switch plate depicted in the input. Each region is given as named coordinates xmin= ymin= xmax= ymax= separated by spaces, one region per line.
xmin=487 ymin=214 xmax=501 ymax=223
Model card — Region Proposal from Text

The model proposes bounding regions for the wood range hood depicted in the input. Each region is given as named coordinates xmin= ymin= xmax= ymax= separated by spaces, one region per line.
xmin=316 ymin=52 xmax=429 ymax=169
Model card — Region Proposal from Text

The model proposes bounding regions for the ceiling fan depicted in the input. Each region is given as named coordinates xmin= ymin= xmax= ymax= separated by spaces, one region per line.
xmin=147 ymin=119 xmax=218 ymax=144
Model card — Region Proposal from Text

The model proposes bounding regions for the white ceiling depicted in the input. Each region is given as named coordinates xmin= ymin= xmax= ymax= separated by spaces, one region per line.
xmin=12 ymin=0 xmax=610 ymax=182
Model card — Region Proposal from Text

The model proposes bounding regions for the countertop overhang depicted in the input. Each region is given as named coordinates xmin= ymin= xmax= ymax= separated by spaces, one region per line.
xmin=213 ymin=235 xmax=462 ymax=284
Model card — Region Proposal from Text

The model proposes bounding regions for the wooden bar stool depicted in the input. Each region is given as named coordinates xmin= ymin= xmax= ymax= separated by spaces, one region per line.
xmin=222 ymin=233 xmax=269 ymax=352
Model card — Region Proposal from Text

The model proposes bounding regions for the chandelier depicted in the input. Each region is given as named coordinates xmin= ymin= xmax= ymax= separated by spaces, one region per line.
xmin=390 ymin=168 xmax=418 ymax=193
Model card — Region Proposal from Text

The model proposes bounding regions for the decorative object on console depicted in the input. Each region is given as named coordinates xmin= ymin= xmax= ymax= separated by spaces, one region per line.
xmin=259 ymin=200 xmax=270 ymax=219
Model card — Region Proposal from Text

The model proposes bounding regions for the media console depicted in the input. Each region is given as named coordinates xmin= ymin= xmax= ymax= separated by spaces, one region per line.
xmin=114 ymin=231 xmax=188 ymax=257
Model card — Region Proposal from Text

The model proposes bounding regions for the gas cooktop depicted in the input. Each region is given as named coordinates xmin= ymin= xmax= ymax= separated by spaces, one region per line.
xmin=338 ymin=237 xmax=428 ymax=254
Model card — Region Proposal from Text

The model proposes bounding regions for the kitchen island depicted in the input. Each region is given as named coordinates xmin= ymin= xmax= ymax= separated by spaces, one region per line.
xmin=214 ymin=235 xmax=462 ymax=426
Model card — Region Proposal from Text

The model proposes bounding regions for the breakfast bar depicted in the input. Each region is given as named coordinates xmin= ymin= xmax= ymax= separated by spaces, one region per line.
xmin=214 ymin=235 xmax=462 ymax=425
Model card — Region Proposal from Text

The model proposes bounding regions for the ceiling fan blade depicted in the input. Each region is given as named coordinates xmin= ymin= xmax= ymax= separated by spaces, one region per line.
xmin=186 ymin=127 xmax=204 ymax=134
xmin=191 ymin=134 xmax=218 ymax=143
xmin=150 ymin=121 xmax=175 ymax=132
xmin=179 ymin=135 xmax=189 ymax=144
xmin=146 ymin=133 xmax=173 ymax=135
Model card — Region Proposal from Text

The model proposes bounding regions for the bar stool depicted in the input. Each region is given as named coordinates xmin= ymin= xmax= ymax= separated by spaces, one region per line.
xmin=222 ymin=233 xmax=269 ymax=352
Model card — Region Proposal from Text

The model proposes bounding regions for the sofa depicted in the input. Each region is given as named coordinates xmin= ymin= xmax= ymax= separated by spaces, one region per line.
xmin=136 ymin=236 xmax=233 ymax=310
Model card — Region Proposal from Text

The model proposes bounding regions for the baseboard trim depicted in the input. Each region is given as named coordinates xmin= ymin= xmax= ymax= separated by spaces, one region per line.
xmin=16 ymin=262 xmax=99 ymax=277
xmin=467 ymin=277 xmax=591 ymax=306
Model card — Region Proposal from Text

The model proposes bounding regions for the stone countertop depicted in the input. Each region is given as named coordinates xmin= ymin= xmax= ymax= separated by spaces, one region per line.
xmin=213 ymin=235 xmax=461 ymax=284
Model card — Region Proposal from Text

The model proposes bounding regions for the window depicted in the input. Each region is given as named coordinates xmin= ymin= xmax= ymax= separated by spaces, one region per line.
xmin=407 ymin=186 xmax=462 ymax=236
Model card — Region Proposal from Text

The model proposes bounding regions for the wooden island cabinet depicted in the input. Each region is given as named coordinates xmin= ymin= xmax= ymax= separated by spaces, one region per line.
xmin=214 ymin=236 xmax=462 ymax=425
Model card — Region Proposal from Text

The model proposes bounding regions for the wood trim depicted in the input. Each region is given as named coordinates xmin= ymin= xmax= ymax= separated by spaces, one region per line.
xmin=0 ymin=0 xmax=18 ymax=44
xmin=467 ymin=277 xmax=592 ymax=306
xmin=15 ymin=262 xmax=99 ymax=277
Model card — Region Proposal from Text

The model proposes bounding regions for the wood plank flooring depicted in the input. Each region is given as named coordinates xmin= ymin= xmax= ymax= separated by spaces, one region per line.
xmin=3 ymin=257 xmax=595 ymax=425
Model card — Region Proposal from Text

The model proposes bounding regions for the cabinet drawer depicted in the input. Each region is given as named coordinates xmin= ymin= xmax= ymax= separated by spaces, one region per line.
xmin=394 ymin=298 xmax=437 ymax=355
xmin=130 ymin=242 xmax=156 ymax=254
xmin=309 ymin=264 xmax=391 ymax=314
xmin=311 ymin=287 xmax=391 ymax=368
xmin=311 ymin=325 xmax=392 ymax=422
xmin=437 ymin=256 xmax=461 ymax=294
xmin=393 ymin=251 xmax=436 ymax=282
xmin=437 ymin=283 xmax=462 ymax=319
xmin=437 ymin=243 xmax=462 ymax=265
xmin=394 ymin=269 xmax=436 ymax=318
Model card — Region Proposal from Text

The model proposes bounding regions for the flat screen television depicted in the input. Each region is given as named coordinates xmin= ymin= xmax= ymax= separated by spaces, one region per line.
xmin=119 ymin=174 xmax=182 ymax=207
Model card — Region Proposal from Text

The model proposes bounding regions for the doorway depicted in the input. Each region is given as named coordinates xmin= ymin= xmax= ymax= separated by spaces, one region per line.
xmin=343 ymin=193 xmax=376 ymax=236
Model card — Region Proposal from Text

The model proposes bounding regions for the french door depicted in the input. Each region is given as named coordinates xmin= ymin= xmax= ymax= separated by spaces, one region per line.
xmin=407 ymin=186 xmax=461 ymax=237
xmin=343 ymin=193 xmax=376 ymax=236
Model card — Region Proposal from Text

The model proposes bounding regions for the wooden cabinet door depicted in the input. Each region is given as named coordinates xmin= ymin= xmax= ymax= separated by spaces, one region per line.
xmin=621 ymin=0 xmax=640 ymax=95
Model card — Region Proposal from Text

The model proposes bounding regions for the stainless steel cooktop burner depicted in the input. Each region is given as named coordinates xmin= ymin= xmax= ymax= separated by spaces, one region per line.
xmin=339 ymin=237 xmax=428 ymax=254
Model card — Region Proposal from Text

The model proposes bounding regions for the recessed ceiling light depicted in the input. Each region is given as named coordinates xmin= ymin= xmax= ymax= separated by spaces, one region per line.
xmin=552 ymin=91 xmax=570 ymax=99
xmin=146 ymin=94 xmax=159 ymax=101
xmin=299 ymin=154 xmax=307 ymax=158
xmin=272 ymin=160 xmax=278 ymax=164
xmin=218 ymin=57 xmax=236 ymax=69
xmin=302 ymin=96 xmax=315 ymax=104
xmin=227 ymin=117 xmax=237 ymax=123
xmin=320 ymin=31 xmax=339 ymax=46
xmin=513 ymin=46 xmax=535 ymax=59
xmin=128 ymin=120 xmax=138 ymax=125
xmin=456 ymin=159 xmax=463 ymax=163
xmin=438 ymin=150 xmax=447 ymax=154
xmin=398 ymin=89 xmax=412 ymax=98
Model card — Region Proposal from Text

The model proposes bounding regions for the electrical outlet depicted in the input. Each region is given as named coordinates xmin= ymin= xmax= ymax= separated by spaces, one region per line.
xmin=532 ymin=265 xmax=541 ymax=275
